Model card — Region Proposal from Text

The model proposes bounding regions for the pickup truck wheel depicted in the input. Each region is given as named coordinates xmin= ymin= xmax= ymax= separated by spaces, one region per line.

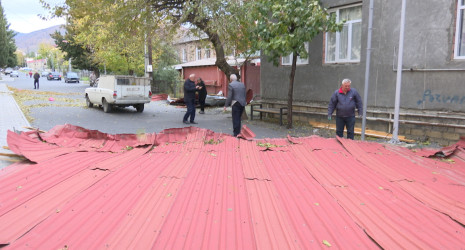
xmin=102 ymin=99 xmax=112 ymax=113
xmin=136 ymin=104 xmax=144 ymax=113
xmin=86 ymin=95 xmax=93 ymax=108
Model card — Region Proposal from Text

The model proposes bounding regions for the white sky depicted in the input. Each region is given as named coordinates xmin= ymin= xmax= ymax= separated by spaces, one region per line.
xmin=3 ymin=0 xmax=66 ymax=33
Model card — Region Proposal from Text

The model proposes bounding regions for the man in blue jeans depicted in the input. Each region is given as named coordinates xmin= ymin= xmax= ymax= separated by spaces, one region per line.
xmin=328 ymin=79 xmax=363 ymax=140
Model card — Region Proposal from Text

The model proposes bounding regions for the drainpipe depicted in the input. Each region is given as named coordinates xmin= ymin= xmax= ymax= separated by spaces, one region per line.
xmin=361 ymin=0 xmax=374 ymax=141
xmin=390 ymin=0 xmax=407 ymax=144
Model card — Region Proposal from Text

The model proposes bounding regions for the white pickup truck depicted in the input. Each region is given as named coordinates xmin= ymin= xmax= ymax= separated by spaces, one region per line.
xmin=85 ymin=75 xmax=152 ymax=113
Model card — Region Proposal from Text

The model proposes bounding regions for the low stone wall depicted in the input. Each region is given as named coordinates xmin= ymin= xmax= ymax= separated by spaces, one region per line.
xmin=257 ymin=99 xmax=465 ymax=146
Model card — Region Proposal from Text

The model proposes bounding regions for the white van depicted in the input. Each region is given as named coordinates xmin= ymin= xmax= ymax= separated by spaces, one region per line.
xmin=85 ymin=75 xmax=152 ymax=113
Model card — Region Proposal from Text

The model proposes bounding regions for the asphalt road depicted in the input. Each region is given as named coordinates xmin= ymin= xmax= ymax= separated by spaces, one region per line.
xmin=6 ymin=73 xmax=315 ymax=139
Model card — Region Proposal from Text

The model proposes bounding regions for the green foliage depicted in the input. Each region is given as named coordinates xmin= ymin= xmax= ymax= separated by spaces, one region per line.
xmin=0 ymin=3 xmax=17 ymax=68
xmin=249 ymin=0 xmax=342 ymax=66
xmin=52 ymin=28 xmax=97 ymax=72
xmin=48 ymin=0 xmax=165 ymax=76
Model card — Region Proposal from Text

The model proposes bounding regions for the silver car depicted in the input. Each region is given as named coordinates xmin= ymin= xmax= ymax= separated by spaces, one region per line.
xmin=10 ymin=71 xmax=19 ymax=77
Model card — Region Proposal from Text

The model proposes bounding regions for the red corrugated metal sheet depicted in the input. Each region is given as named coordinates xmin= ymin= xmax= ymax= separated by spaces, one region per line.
xmin=1 ymin=125 xmax=465 ymax=248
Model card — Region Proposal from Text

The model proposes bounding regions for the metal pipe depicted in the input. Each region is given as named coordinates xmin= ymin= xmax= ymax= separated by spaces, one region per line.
xmin=392 ymin=47 xmax=465 ymax=71
xmin=393 ymin=68 xmax=465 ymax=72
xmin=362 ymin=0 xmax=374 ymax=141
xmin=390 ymin=0 xmax=407 ymax=144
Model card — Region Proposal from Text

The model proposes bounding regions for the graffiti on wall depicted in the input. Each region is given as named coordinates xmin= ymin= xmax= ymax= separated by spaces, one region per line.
xmin=417 ymin=89 xmax=465 ymax=105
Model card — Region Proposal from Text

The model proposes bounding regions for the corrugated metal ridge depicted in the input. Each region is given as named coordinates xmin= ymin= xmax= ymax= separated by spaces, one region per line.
xmin=338 ymin=138 xmax=465 ymax=225
xmin=7 ymin=130 xmax=75 ymax=163
xmin=245 ymin=141 xmax=376 ymax=248
xmin=0 ymin=151 xmax=113 ymax=244
xmin=1 ymin=125 xmax=465 ymax=248
xmin=290 ymin=137 xmax=465 ymax=248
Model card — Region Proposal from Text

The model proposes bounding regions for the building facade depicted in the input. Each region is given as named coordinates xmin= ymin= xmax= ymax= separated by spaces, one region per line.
xmin=173 ymin=30 xmax=261 ymax=99
xmin=259 ymin=0 xmax=465 ymax=145
xmin=173 ymin=31 xmax=216 ymax=64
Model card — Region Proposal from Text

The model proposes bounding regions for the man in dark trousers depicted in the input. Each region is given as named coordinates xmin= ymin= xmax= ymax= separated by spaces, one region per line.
xmin=33 ymin=72 xmax=40 ymax=89
xmin=328 ymin=78 xmax=363 ymax=139
xmin=224 ymin=74 xmax=246 ymax=137
xmin=196 ymin=77 xmax=207 ymax=114
xmin=183 ymin=74 xmax=200 ymax=124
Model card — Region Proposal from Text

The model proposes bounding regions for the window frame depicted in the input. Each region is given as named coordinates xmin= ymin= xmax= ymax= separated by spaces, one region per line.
xmin=196 ymin=47 xmax=202 ymax=60
xmin=205 ymin=48 xmax=211 ymax=59
xmin=182 ymin=48 xmax=187 ymax=62
xmin=281 ymin=42 xmax=309 ymax=66
xmin=325 ymin=4 xmax=362 ymax=64
xmin=455 ymin=0 xmax=465 ymax=59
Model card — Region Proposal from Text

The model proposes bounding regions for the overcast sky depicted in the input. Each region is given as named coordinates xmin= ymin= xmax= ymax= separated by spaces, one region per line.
xmin=3 ymin=0 xmax=66 ymax=33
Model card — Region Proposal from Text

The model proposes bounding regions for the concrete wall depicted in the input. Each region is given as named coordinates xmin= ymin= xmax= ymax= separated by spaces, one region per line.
xmin=259 ymin=0 xmax=465 ymax=145
xmin=260 ymin=0 xmax=465 ymax=112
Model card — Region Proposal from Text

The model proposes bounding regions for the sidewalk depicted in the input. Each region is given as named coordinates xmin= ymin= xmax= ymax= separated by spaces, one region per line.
xmin=0 ymin=79 xmax=31 ymax=169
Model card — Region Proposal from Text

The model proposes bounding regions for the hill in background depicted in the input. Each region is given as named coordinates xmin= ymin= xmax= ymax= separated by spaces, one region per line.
xmin=14 ymin=25 xmax=65 ymax=53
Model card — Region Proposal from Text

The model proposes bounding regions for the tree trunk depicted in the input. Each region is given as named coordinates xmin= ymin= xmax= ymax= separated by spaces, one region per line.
xmin=287 ymin=52 xmax=297 ymax=129
xmin=187 ymin=13 xmax=239 ymax=81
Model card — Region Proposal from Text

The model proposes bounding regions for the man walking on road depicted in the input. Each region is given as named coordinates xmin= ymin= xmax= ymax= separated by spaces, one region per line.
xmin=33 ymin=72 xmax=40 ymax=89
xmin=183 ymin=74 xmax=200 ymax=124
xmin=328 ymin=78 xmax=363 ymax=140
xmin=224 ymin=74 xmax=246 ymax=137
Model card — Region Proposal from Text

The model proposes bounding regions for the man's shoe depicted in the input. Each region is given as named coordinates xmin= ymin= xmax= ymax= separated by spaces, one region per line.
xmin=199 ymin=111 xmax=205 ymax=114
xmin=183 ymin=120 xmax=190 ymax=124
xmin=190 ymin=121 xmax=198 ymax=124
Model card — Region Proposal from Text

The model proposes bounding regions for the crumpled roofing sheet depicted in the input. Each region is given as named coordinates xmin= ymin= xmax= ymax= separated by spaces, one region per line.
xmin=1 ymin=124 xmax=465 ymax=249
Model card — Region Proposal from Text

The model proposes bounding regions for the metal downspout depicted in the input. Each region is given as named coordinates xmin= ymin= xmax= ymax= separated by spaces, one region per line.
xmin=390 ymin=0 xmax=407 ymax=144
xmin=362 ymin=0 xmax=374 ymax=141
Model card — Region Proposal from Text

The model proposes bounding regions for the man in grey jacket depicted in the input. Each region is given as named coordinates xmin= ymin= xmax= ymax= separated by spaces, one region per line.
xmin=328 ymin=79 xmax=363 ymax=140
xmin=224 ymin=74 xmax=246 ymax=137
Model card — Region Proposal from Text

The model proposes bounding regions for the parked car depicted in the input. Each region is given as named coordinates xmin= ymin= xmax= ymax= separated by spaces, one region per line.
xmin=4 ymin=67 xmax=13 ymax=75
xmin=64 ymin=72 xmax=80 ymax=83
xmin=10 ymin=71 xmax=19 ymax=77
xmin=41 ymin=71 xmax=50 ymax=77
xmin=47 ymin=72 xmax=62 ymax=80
xmin=85 ymin=75 xmax=152 ymax=113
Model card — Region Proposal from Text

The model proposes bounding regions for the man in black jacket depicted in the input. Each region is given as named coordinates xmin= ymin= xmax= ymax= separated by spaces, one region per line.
xmin=183 ymin=74 xmax=200 ymax=124
xmin=33 ymin=72 xmax=40 ymax=89
xmin=196 ymin=77 xmax=207 ymax=114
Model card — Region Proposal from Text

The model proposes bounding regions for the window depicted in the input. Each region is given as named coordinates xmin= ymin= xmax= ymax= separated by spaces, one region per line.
xmin=205 ymin=48 xmax=211 ymax=59
xmin=182 ymin=48 xmax=187 ymax=62
xmin=325 ymin=5 xmax=362 ymax=63
xmin=196 ymin=47 xmax=202 ymax=60
xmin=282 ymin=42 xmax=309 ymax=65
xmin=455 ymin=0 xmax=465 ymax=58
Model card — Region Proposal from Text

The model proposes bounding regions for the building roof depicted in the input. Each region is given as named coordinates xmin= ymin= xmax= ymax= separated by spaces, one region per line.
xmin=174 ymin=57 xmax=247 ymax=70
xmin=1 ymin=124 xmax=465 ymax=248
xmin=174 ymin=57 xmax=260 ymax=70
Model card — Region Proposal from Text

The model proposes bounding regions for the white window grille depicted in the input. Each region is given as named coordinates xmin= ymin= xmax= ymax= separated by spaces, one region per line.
xmin=325 ymin=4 xmax=362 ymax=63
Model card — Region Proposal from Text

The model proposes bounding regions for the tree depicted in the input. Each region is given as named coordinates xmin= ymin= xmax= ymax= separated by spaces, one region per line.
xmin=36 ymin=42 xmax=65 ymax=71
xmin=0 ymin=3 xmax=8 ymax=67
xmin=150 ymin=0 xmax=253 ymax=80
xmin=47 ymin=0 xmax=167 ymax=80
xmin=51 ymin=27 xmax=99 ymax=74
xmin=14 ymin=51 xmax=25 ymax=67
xmin=249 ymin=0 xmax=342 ymax=128
xmin=0 ymin=2 xmax=17 ymax=68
